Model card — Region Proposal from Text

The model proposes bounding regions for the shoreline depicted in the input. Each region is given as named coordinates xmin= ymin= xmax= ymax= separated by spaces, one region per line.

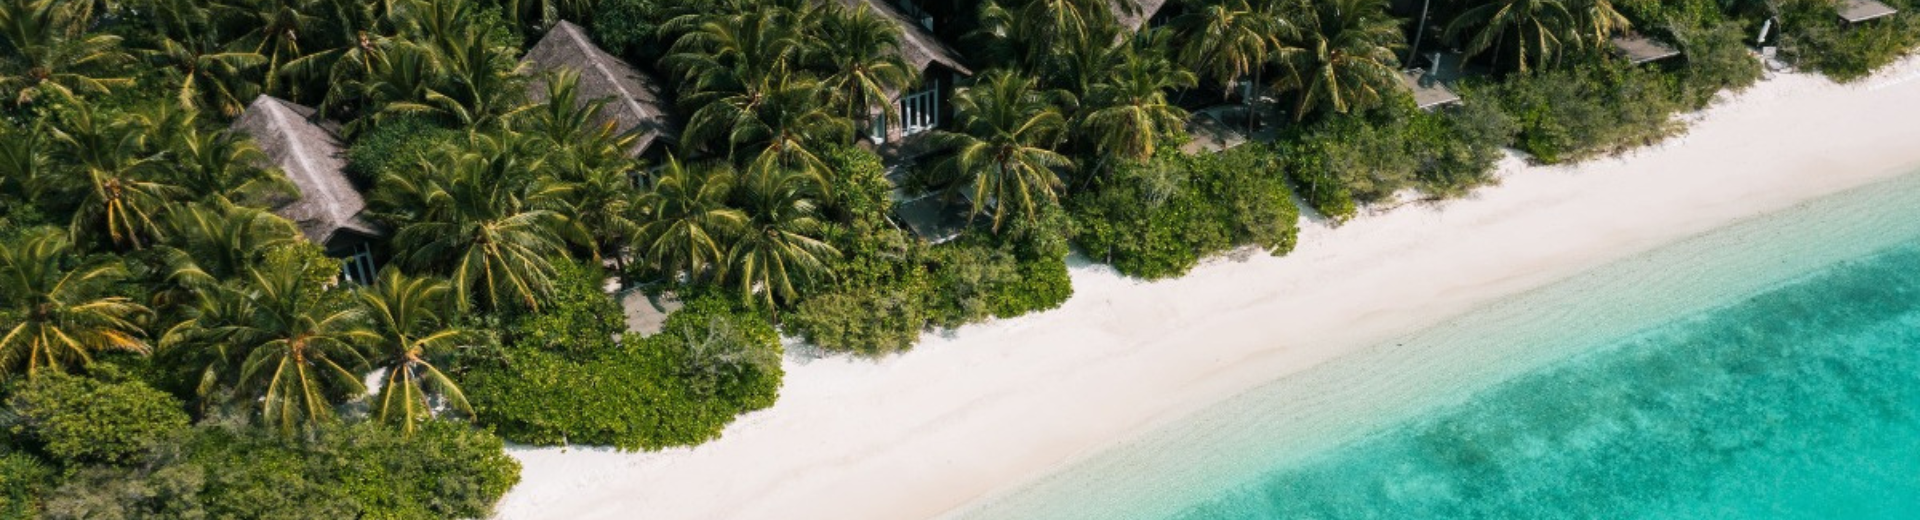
xmin=494 ymin=56 xmax=1920 ymax=520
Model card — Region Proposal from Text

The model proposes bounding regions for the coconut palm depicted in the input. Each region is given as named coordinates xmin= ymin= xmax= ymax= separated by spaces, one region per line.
xmin=1080 ymin=35 xmax=1195 ymax=162
xmin=47 ymin=104 xmax=186 ymax=250
xmin=808 ymin=2 xmax=916 ymax=141
xmin=1446 ymin=0 xmax=1577 ymax=73
xmin=664 ymin=6 xmax=804 ymax=102
xmin=214 ymin=0 xmax=322 ymax=95
xmin=1565 ymin=0 xmax=1630 ymax=48
xmin=147 ymin=35 xmax=267 ymax=117
xmin=153 ymin=201 xmax=299 ymax=296
xmin=200 ymin=254 xmax=372 ymax=435
xmin=0 ymin=122 xmax=52 ymax=200
xmin=374 ymin=134 xmax=573 ymax=311
xmin=520 ymin=69 xmax=636 ymax=169
xmin=721 ymin=167 xmax=839 ymax=310
xmin=357 ymin=269 xmax=476 ymax=434
xmin=412 ymin=20 xmax=530 ymax=130
xmin=0 ymin=229 xmax=152 ymax=378
xmin=927 ymin=71 xmax=1073 ymax=231
xmin=155 ymin=123 xmax=293 ymax=206
xmin=1276 ymin=0 xmax=1405 ymax=120
xmin=980 ymin=0 xmax=1130 ymax=72
xmin=635 ymin=155 xmax=745 ymax=282
xmin=1168 ymin=0 xmax=1291 ymax=98
xmin=0 ymin=0 xmax=134 ymax=104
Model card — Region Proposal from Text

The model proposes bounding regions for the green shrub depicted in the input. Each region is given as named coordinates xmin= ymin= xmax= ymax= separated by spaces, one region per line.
xmin=993 ymin=252 xmax=1074 ymax=317
xmin=343 ymin=116 xmax=460 ymax=184
xmin=1779 ymin=0 xmax=1920 ymax=82
xmin=180 ymin=421 xmax=518 ymax=520
xmin=31 ymin=421 xmax=518 ymax=520
xmin=0 ymin=452 xmax=51 ymax=519
xmin=463 ymin=295 xmax=782 ymax=450
xmin=500 ymin=259 xmax=625 ymax=359
xmin=1485 ymin=63 xmax=1684 ymax=164
xmin=1073 ymin=146 xmax=1301 ymax=279
xmin=1281 ymin=139 xmax=1359 ymax=222
xmin=6 ymin=374 xmax=190 ymax=466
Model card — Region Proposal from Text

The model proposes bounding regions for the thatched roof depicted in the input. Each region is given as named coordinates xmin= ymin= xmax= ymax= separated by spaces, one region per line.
xmin=845 ymin=0 xmax=973 ymax=75
xmin=523 ymin=20 xmax=679 ymax=157
xmin=1838 ymin=0 xmax=1898 ymax=22
xmin=1401 ymin=70 xmax=1461 ymax=110
xmin=1611 ymin=35 xmax=1681 ymax=64
xmin=1116 ymin=0 xmax=1172 ymax=32
xmin=232 ymin=96 xmax=381 ymax=250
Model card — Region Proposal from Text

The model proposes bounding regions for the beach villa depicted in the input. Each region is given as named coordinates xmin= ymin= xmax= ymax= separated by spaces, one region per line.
xmin=522 ymin=20 xmax=681 ymax=162
xmin=231 ymin=95 xmax=383 ymax=285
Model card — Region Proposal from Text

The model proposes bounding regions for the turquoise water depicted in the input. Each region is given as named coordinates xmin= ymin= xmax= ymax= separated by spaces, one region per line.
xmin=954 ymin=171 xmax=1920 ymax=520
xmin=1176 ymin=242 xmax=1920 ymax=519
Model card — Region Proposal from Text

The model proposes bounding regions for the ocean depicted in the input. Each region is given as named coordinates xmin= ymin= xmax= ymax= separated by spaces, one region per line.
xmin=954 ymin=171 xmax=1920 ymax=520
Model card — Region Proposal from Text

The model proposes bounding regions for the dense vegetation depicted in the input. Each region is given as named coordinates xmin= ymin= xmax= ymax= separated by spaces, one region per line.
xmin=0 ymin=0 xmax=1912 ymax=515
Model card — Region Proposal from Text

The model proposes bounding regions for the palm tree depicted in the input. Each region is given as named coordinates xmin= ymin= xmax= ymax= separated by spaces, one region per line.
xmin=0 ymin=0 xmax=134 ymax=104
xmin=147 ymin=35 xmax=267 ymax=117
xmin=1445 ymin=0 xmax=1577 ymax=73
xmin=373 ymin=134 xmax=572 ymax=311
xmin=47 ymin=104 xmax=185 ymax=250
xmin=520 ymin=70 xmax=636 ymax=170
xmin=154 ymin=201 xmax=299 ymax=296
xmin=0 ymin=122 xmax=52 ymax=201
xmin=1565 ymin=0 xmax=1629 ymax=48
xmin=357 ymin=269 xmax=475 ymax=434
xmin=808 ymin=2 xmax=916 ymax=141
xmin=980 ymin=0 xmax=1130 ymax=72
xmin=0 ymin=229 xmax=152 ymax=378
xmin=927 ymin=71 xmax=1073 ymax=231
xmin=634 ymin=155 xmax=745 ymax=282
xmin=1276 ymin=0 xmax=1405 ymax=120
xmin=155 ymin=122 xmax=293 ymax=206
xmin=1168 ymin=0 xmax=1291 ymax=100
xmin=214 ymin=0 xmax=322 ymax=95
xmin=722 ymin=167 xmax=839 ymax=310
xmin=1080 ymin=35 xmax=1195 ymax=162
xmin=413 ymin=21 xmax=530 ymax=130
xmin=197 ymin=254 xmax=372 ymax=436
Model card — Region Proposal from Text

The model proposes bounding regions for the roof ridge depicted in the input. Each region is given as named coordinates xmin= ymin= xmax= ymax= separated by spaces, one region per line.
xmin=553 ymin=21 xmax=657 ymax=123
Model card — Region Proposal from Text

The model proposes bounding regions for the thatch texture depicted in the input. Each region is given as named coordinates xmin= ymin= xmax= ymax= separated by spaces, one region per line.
xmin=1610 ymin=35 xmax=1681 ymax=64
xmin=1116 ymin=0 xmax=1171 ymax=31
xmin=523 ymin=20 xmax=679 ymax=157
xmin=1838 ymin=0 xmax=1898 ymax=22
xmin=231 ymin=95 xmax=381 ymax=251
xmin=1401 ymin=70 xmax=1461 ymax=109
xmin=846 ymin=0 xmax=973 ymax=75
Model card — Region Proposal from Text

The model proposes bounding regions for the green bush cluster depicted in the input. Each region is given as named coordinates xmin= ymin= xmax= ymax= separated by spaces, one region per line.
xmin=1777 ymin=0 xmax=1920 ymax=82
xmin=462 ymin=286 xmax=783 ymax=450
xmin=499 ymin=259 xmax=627 ymax=358
xmin=343 ymin=116 xmax=462 ymax=184
xmin=785 ymin=149 xmax=1074 ymax=355
xmin=1280 ymin=102 xmax=1515 ymax=221
xmin=1 ymin=377 xmax=518 ymax=519
xmin=1485 ymin=64 xmax=1686 ymax=164
xmin=6 ymin=373 xmax=190 ymax=466
xmin=1071 ymin=146 xmax=1301 ymax=279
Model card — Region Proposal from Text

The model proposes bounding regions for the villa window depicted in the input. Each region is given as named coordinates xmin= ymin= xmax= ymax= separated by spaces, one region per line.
xmin=900 ymin=81 xmax=940 ymax=137
xmin=895 ymin=0 xmax=934 ymax=30
xmin=341 ymin=242 xmax=377 ymax=286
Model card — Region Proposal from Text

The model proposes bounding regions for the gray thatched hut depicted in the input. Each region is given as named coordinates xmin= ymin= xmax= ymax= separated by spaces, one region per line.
xmin=523 ymin=20 xmax=679 ymax=158
xmin=1838 ymin=0 xmax=1898 ymax=22
xmin=1402 ymin=70 xmax=1462 ymax=110
xmin=1610 ymin=35 xmax=1682 ymax=65
xmin=231 ymin=95 xmax=381 ymax=283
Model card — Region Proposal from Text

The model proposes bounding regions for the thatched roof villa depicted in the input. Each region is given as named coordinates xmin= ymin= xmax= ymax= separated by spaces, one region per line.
xmin=523 ymin=20 xmax=680 ymax=159
xmin=231 ymin=95 xmax=382 ymax=283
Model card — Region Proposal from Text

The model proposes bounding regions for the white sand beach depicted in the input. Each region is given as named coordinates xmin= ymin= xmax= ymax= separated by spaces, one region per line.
xmin=494 ymin=56 xmax=1920 ymax=520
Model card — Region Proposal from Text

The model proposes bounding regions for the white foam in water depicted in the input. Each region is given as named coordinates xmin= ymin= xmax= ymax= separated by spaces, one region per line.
xmin=951 ymin=171 xmax=1920 ymax=520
